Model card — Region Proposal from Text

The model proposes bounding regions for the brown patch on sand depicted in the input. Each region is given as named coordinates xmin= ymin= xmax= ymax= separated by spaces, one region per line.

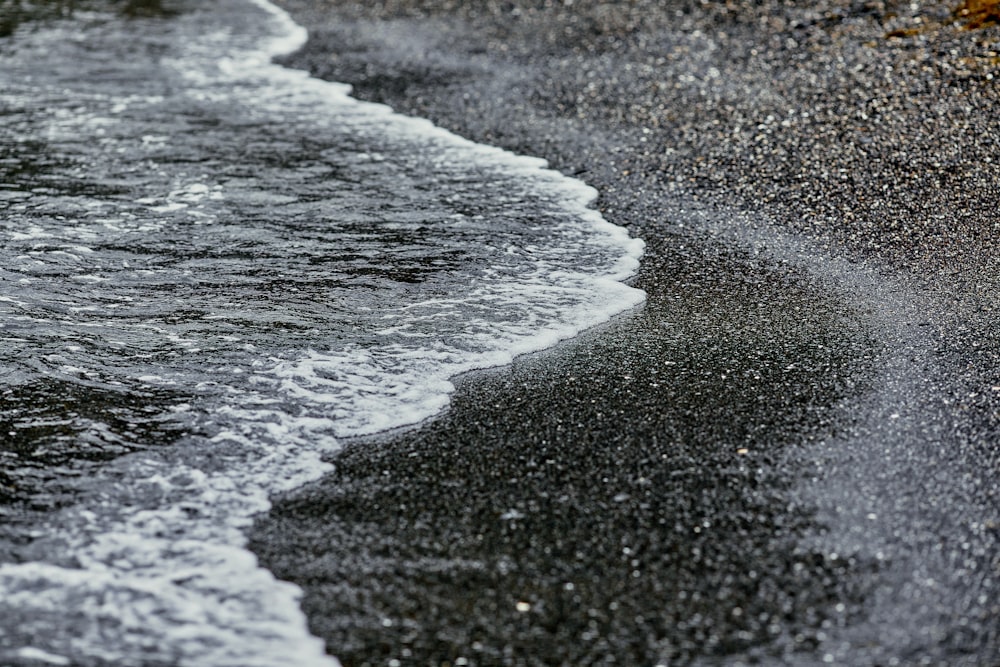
xmin=954 ymin=0 xmax=1000 ymax=29
xmin=884 ymin=25 xmax=929 ymax=38
xmin=884 ymin=0 xmax=1000 ymax=37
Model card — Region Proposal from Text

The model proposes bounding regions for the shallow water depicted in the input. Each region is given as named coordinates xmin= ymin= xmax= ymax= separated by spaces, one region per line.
xmin=0 ymin=1 xmax=643 ymax=664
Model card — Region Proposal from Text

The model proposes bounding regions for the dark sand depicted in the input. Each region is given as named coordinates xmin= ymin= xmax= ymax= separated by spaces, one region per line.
xmin=249 ymin=1 xmax=1000 ymax=664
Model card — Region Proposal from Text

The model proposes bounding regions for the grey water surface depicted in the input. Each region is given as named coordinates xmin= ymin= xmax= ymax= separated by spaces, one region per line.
xmin=0 ymin=1 xmax=642 ymax=664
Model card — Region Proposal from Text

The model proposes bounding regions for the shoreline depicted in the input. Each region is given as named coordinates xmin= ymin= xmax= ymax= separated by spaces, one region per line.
xmin=250 ymin=0 xmax=1000 ymax=664
xmin=252 ymin=251 xmax=877 ymax=664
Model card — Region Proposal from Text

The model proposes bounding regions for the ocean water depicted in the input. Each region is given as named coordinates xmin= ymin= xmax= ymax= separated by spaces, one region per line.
xmin=0 ymin=0 xmax=643 ymax=665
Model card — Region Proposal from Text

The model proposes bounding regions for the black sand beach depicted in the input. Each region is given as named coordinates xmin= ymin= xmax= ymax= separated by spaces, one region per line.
xmin=250 ymin=1 xmax=1000 ymax=664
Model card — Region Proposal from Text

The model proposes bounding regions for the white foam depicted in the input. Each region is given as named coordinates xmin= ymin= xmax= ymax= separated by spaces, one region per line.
xmin=14 ymin=648 xmax=71 ymax=666
xmin=0 ymin=1 xmax=644 ymax=665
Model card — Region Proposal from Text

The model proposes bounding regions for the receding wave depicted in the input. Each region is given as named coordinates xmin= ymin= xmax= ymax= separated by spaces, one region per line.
xmin=0 ymin=0 xmax=644 ymax=664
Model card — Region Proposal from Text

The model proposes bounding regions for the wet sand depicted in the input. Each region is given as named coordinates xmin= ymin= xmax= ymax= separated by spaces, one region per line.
xmin=249 ymin=1 xmax=1000 ymax=664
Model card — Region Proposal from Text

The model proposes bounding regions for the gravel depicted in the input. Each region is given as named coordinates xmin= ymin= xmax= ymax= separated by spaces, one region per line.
xmin=249 ymin=1 xmax=1000 ymax=664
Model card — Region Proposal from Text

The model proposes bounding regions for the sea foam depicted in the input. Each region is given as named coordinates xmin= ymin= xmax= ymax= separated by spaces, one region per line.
xmin=0 ymin=1 xmax=644 ymax=665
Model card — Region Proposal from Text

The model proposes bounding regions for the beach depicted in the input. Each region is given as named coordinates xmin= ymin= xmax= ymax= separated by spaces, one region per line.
xmin=245 ymin=0 xmax=1000 ymax=664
